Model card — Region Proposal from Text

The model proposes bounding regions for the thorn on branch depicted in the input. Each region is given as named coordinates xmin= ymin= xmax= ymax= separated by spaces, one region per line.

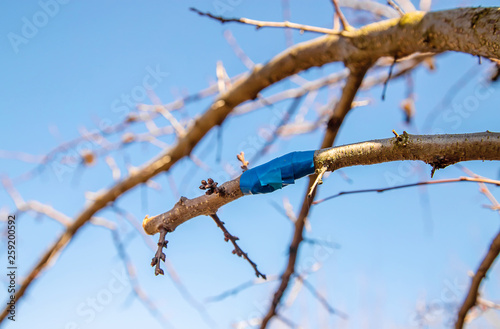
xmin=210 ymin=213 xmax=266 ymax=279
xmin=151 ymin=227 xmax=169 ymax=276
xmin=237 ymin=152 xmax=249 ymax=172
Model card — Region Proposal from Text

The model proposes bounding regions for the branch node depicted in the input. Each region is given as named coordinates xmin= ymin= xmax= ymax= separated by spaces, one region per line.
xmin=176 ymin=196 xmax=188 ymax=206
xmin=393 ymin=130 xmax=409 ymax=146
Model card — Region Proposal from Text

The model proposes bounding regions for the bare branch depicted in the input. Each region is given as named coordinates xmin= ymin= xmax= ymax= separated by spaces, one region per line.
xmin=210 ymin=213 xmax=266 ymax=279
xmin=455 ymin=230 xmax=500 ymax=329
xmin=308 ymin=165 xmax=327 ymax=198
xmin=111 ymin=230 xmax=173 ymax=329
xmin=249 ymin=95 xmax=304 ymax=164
xmin=111 ymin=206 xmax=217 ymax=328
xmin=205 ymin=276 xmax=278 ymax=303
xmin=296 ymin=275 xmax=348 ymax=318
xmin=331 ymin=0 xmax=352 ymax=31
xmin=223 ymin=30 xmax=254 ymax=69
xmin=338 ymin=0 xmax=399 ymax=18
xmin=387 ymin=0 xmax=405 ymax=16
xmin=151 ymin=228 xmax=169 ymax=276
xmin=190 ymin=7 xmax=340 ymax=35
xmin=314 ymin=176 xmax=500 ymax=205
xmin=259 ymin=64 xmax=371 ymax=328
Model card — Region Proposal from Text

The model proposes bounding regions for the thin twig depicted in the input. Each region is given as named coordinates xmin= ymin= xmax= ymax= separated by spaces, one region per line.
xmin=151 ymin=227 xmax=169 ymax=276
xmin=205 ymin=275 xmax=278 ymax=303
xmin=111 ymin=230 xmax=174 ymax=329
xmin=296 ymin=274 xmax=348 ymax=318
xmin=210 ymin=213 xmax=266 ymax=279
xmin=223 ymin=30 xmax=254 ymax=69
xmin=259 ymin=64 xmax=371 ymax=329
xmin=387 ymin=0 xmax=405 ymax=16
xmin=281 ymin=0 xmax=294 ymax=47
xmin=331 ymin=0 xmax=352 ymax=31
xmin=1 ymin=175 xmax=115 ymax=229
xmin=250 ymin=95 xmax=304 ymax=164
xmin=453 ymin=165 xmax=500 ymax=328
xmin=10 ymin=75 xmax=232 ymax=185
xmin=190 ymin=8 xmax=340 ymax=35
xmin=455 ymin=230 xmax=500 ymax=329
xmin=237 ymin=151 xmax=249 ymax=172
xmin=381 ymin=56 xmax=397 ymax=100
xmin=314 ymin=176 xmax=500 ymax=205
xmin=112 ymin=206 xmax=218 ymax=328
xmin=308 ymin=166 xmax=328 ymax=198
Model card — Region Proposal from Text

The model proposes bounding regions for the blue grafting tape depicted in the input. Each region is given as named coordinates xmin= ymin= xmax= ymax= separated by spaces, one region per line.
xmin=239 ymin=151 xmax=316 ymax=195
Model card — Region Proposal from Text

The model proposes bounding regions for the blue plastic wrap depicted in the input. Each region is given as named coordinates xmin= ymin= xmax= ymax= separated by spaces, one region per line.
xmin=239 ymin=151 xmax=316 ymax=195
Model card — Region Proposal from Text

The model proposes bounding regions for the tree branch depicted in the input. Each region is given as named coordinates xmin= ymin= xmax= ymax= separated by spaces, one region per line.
xmin=259 ymin=63 xmax=371 ymax=328
xmin=210 ymin=213 xmax=266 ymax=279
xmin=314 ymin=176 xmax=500 ymax=205
xmin=144 ymin=131 xmax=500 ymax=235
xmin=190 ymin=7 xmax=340 ymax=35
xmin=455 ymin=230 xmax=500 ymax=329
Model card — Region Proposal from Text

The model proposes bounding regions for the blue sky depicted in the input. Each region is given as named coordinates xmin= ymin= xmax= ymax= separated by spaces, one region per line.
xmin=1 ymin=1 xmax=500 ymax=328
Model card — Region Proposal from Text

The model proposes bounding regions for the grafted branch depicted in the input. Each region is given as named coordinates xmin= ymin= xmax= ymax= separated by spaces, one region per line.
xmin=144 ymin=131 xmax=500 ymax=235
